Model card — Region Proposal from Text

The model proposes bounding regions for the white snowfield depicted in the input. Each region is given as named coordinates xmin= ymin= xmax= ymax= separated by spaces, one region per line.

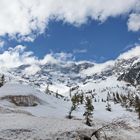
xmin=0 ymin=83 xmax=70 ymax=118
xmin=0 ymin=83 xmax=139 ymax=139
xmin=0 ymin=83 xmax=91 ymax=139
xmin=0 ymin=113 xmax=90 ymax=140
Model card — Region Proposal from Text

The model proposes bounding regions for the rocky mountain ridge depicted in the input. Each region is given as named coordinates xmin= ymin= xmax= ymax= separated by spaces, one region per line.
xmin=0 ymin=46 xmax=139 ymax=97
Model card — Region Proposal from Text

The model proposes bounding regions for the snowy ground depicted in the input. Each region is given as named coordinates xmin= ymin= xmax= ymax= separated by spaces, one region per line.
xmin=0 ymin=83 xmax=139 ymax=139
xmin=0 ymin=111 xmax=139 ymax=140
xmin=0 ymin=112 xmax=90 ymax=140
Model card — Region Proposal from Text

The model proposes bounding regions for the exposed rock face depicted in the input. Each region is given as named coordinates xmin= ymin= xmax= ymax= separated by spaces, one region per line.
xmin=0 ymin=95 xmax=42 ymax=107
xmin=11 ymin=62 xmax=94 ymax=88
xmin=118 ymin=61 xmax=140 ymax=86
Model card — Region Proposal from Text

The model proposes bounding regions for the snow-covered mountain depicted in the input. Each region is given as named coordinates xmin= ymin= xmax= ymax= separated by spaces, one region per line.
xmin=118 ymin=60 xmax=140 ymax=86
xmin=0 ymin=46 xmax=140 ymax=139
xmin=2 ymin=46 xmax=139 ymax=96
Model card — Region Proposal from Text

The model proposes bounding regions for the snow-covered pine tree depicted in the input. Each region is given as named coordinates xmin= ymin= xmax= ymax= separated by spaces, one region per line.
xmin=56 ymin=90 xmax=58 ymax=98
xmin=113 ymin=92 xmax=118 ymax=104
xmin=80 ymin=93 xmax=84 ymax=104
xmin=69 ymin=87 xmax=72 ymax=98
xmin=0 ymin=74 xmax=5 ymax=87
xmin=83 ymin=96 xmax=94 ymax=126
xmin=106 ymin=92 xmax=111 ymax=102
xmin=135 ymin=95 xmax=140 ymax=119
xmin=116 ymin=92 xmax=121 ymax=102
xmin=120 ymin=94 xmax=127 ymax=107
xmin=106 ymin=102 xmax=112 ymax=112
xmin=45 ymin=84 xmax=50 ymax=95
xmin=67 ymin=104 xmax=76 ymax=119
xmin=67 ymin=94 xmax=77 ymax=119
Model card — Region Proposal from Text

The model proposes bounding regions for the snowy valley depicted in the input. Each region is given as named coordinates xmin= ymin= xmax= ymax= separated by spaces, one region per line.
xmin=0 ymin=46 xmax=140 ymax=140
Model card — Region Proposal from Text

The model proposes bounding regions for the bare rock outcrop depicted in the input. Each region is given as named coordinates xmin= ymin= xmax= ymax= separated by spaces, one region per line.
xmin=0 ymin=95 xmax=43 ymax=107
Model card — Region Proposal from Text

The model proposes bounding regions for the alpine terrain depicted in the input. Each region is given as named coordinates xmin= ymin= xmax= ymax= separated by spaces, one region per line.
xmin=0 ymin=46 xmax=139 ymax=140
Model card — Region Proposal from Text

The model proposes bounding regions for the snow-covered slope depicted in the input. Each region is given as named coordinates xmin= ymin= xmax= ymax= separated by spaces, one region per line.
xmin=0 ymin=83 xmax=70 ymax=118
xmin=0 ymin=46 xmax=139 ymax=98
xmin=0 ymin=83 xmax=139 ymax=139
xmin=0 ymin=46 xmax=139 ymax=139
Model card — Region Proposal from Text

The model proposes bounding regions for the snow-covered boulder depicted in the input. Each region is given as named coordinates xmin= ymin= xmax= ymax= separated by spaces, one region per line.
xmin=0 ymin=83 xmax=45 ymax=107
xmin=1 ymin=95 xmax=41 ymax=107
xmin=0 ymin=83 xmax=69 ymax=117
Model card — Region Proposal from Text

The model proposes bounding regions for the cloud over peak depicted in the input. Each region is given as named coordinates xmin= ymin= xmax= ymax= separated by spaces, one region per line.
xmin=0 ymin=44 xmax=139 ymax=74
xmin=118 ymin=45 xmax=140 ymax=59
xmin=0 ymin=45 xmax=73 ymax=71
xmin=0 ymin=0 xmax=140 ymax=41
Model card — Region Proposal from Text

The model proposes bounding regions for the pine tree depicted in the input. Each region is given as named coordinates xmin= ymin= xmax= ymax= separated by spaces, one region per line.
xmin=128 ymin=93 xmax=134 ymax=107
xmin=45 ymin=84 xmax=50 ymax=94
xmin=83 ymin=96 xmax=94 ymax=126
xmin=0 ymin=74 xmax=5 ymax=87
xmin=107 ymin=92 xmax=111 ymax=102
xmin=135 ymin=96 xmax=140 ymax=119
xmin=120 ymin=94 xmax=127 ymax=107
xmin=67 ymin=94 xmax=77 ymax=119
xmin=116 ymin=92 xmax=121 ymax=102
xmin=80 ymin=93 xmax=84 ymax=104
xmin=67 ymin=104 xmax=76 ymax=119
xmin=94 ymin=98 xmax=97 ymax=102
xmin=106 ymin=102 xmax=112 ymax=112
xmin=71 ymin=94 xmax=78 ymax=106
xmin=69 ymin=87 xmax=72 ymax=98
xmin=56 ymin=90 xmax=58 ymax=98
xmin=113 ymin=93 xmax=118 ymax=103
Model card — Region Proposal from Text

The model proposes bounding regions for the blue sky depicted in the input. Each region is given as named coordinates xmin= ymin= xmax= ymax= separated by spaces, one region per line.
xmin=3 ymin=17 xmax=140 ymax=63
xmin=0 ymin=0 xmax=140 ymax=63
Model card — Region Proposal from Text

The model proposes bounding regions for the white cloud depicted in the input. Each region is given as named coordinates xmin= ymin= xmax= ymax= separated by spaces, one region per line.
xmin=0 ymin=45 xmax=38 ymax=69
xmin=0 ymin=44 xmax=140 ymax=74
xmin=54 ymin=52 xmax=73 ymax=61
xmin=127 ymin=13 xmax=140 ymax=31
xmin=118 ymin=45 xmax=140 ymax=59
xmin=0 ymin=0 xmax=139 ymax=41
xmin=40 ymin=54 xmax=58 ymax=65
xmin=81 ymin=60 xmax=115 ymax=76
xmin=73 ymin=49 xmax=87 ymax=54
xmin=0 ymin=45 xmax=74 ymax=74
xmin=24 ymin=64 xmax=41 ymax=75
